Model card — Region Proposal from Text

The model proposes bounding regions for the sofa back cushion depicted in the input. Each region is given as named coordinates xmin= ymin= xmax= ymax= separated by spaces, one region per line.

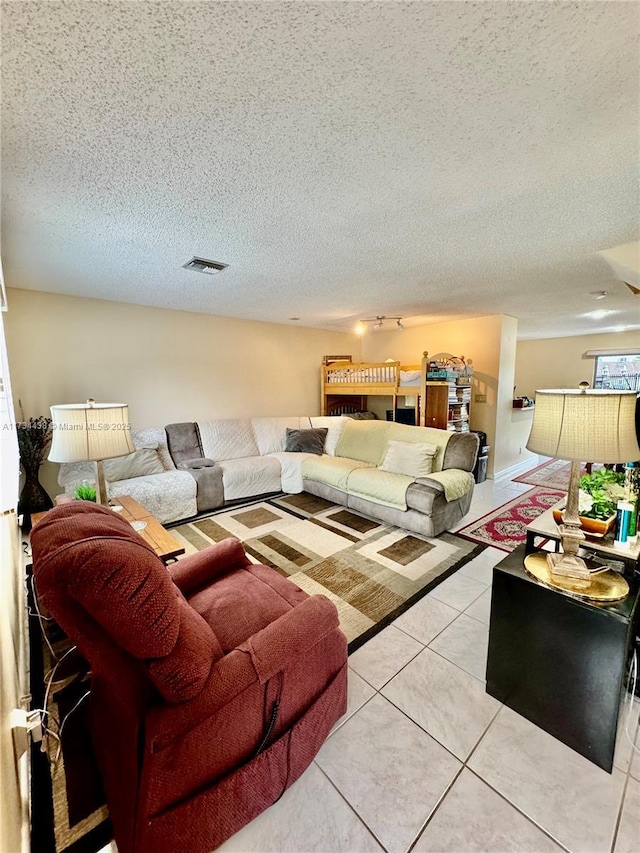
xmin=251 ymin=417 xmax=311 ymax=455
xmin=386 ymin=423 xmax=453 ymax=473
xmin=58 ymin=426 xmax=173 ymax=487
xmin=103 ymin=445 xmax=165 ymax=482
xmin=379 ymin=440 xmax=438 ymax=478
xmin=334 ymin=420 xmax=392 ymax=465
xmin=309 ymin=416 xmax=348 ymax=456
xmin=199 ymin=419 xmax=259 ymax=461
xmin=165 ymin=422 xmax=203 ymax=466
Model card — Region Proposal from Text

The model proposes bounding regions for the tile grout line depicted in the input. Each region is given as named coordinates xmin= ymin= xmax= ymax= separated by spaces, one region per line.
xmin=312 ymin=759 xmax=390 ymax=853
xmin=404 ymin=764 xmax=465 ymax=853
xmin=463 ymin=765 xmax=573 ymax=853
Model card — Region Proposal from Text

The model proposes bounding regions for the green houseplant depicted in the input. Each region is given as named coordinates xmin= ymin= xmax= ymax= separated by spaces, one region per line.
xmin=74 ymin=481 xmax=97 ymax=502
xmin=553 ymin=468 xmax=624 ymax=535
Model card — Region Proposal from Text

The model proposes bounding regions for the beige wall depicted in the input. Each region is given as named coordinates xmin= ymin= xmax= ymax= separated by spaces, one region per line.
xmin=361 ymin=314 xmax=518 ymax=475
xmin=515 ymin=330 xmax=640 ymax=398
xmin=5 ymin=288 xmax=360 ymax=497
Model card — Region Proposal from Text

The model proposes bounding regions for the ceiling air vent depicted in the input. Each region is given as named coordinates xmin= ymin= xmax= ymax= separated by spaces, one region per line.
xmin=182 ymin=257 xmax=228 ymax=275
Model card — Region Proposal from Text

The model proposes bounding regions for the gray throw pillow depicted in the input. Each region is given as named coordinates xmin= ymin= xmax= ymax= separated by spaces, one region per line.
xmin=285 ymin=427 xmax=328 ymax=455
xmin=103 ymin=445 xmax=165 ymax=482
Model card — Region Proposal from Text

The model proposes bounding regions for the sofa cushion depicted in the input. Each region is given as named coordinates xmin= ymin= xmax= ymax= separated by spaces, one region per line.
xmin=217 ymin=456 xmax=282 ymax=501
xmin=199 ymin=419 xmax=259 ymax=461
xmin=346 ymin=466 xmax=415 ymax=510
xmin=379 ymin=440 xmax=438 ymax=478
xmin=251 ymin=417 xmax=311 ymax=456
xmin=107 ymin=471 xmax=198 ymax=524
xmin=309 ymin=416 xmax=348 ymax=456
xmin=285 ymin=428 xmax=328 ymax=455
xmin=386 ymin=422 xmax=453 ymax=473
xmin=302 ymin=455 xmax=372 ymax=492
xmin=442 ymin=431 xmax=479 ymax=472
xmin=165 ymin=422 xmax=203 ymax=466
xmin=103 ymin=445 xmax=165 ymax=482
xmin=334 ymin=420 xmax=392 ymax=465
xmin=268 ymin=452 xmax=316 ymax=493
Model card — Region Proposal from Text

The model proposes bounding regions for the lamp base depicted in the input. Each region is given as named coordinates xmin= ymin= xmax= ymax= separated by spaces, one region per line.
xmin=95 ymin=460 xmax=109 ymax=505
xmin=545 ymin=551 xmax=591 ymax=580
xmin=524 ymin=553 xmax=628 ymax=602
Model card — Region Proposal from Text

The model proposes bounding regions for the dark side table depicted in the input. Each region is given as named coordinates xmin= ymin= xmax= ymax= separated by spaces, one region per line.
xmin=486 ymin=544 xmax=640 ymax=772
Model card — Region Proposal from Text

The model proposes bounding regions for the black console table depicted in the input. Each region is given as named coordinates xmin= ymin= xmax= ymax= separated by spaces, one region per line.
xmin=486 ymin=544 xmax=640 ymax=772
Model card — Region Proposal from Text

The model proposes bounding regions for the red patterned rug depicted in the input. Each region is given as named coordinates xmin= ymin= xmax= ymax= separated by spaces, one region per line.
xmin=457 ymin=486 xmax=565 ymax=552
xmin=513 ymin=458 xmax=595 ymax=491
xmin=513 ymin=458 xmax=571 ymax=490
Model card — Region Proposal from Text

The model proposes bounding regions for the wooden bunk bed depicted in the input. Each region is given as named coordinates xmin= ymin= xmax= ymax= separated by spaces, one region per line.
xmin=321 ymin=355 xmax=472 ymax=430
xmin=321 ymin=358 xmax=423 ymax=418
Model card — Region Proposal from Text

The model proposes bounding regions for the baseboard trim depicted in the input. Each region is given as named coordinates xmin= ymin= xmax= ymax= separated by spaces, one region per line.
xmin=493 ymin=455 xmax=541 ymax=483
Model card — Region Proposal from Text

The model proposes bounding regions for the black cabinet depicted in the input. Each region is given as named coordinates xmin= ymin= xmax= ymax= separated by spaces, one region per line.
xmin=486 ymin=545 xmax=640 ymax=772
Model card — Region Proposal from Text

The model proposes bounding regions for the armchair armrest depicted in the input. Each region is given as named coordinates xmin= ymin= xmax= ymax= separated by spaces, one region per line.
xmin=146 ymin=594 xmax=341 ymax=750
xmin=177 ymin=457 xmax=218 ymax=469
xmin=244 ymin=594 xmax=339 ymax=684
xmin=414 ymin=477 xmax=445 ymax=494
xmin=168 ymin=538 xmax=250 ymax=593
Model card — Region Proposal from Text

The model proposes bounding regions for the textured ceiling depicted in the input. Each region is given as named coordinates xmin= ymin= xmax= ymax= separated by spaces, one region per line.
xmin=1 ymin=1 xmax=639 ymax=339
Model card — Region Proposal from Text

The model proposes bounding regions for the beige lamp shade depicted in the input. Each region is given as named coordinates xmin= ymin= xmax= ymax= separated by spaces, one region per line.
xmin=526 ymin=389 xmax=640 ymax=463
xmin=48 ymin=401 xmax=135 ymax=462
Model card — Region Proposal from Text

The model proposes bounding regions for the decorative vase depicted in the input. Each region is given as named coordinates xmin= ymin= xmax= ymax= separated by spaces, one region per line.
xmin=18 ymin=464 xmax=53 ymax=526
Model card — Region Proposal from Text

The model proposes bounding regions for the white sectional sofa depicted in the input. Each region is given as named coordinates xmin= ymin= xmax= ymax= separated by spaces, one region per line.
xmin=58 ymin=416 xmax=479 ymax=536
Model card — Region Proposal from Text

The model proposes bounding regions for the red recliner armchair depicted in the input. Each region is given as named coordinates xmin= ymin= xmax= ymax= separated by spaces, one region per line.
xmin=31 ymin=502 xmax=348 ymax=853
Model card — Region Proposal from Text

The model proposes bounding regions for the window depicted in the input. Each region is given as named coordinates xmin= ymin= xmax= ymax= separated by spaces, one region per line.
xmin=593 ymin=353 xmax=640 ymax=391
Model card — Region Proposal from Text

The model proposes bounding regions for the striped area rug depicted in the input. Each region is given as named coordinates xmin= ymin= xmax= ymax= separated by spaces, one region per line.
xmin=172 ymin=494 xmax=485 ymax=652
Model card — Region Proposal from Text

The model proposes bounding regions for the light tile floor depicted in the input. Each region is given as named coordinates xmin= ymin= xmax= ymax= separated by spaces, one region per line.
xmin=102 ymin=469 xmax=640 ymax=853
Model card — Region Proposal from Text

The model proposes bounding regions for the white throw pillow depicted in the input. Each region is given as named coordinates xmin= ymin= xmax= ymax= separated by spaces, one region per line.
xmin=309 ymin=416 xmax=348 ymax=456
xmin=103 ymin=444 xmax=165 ymax=482
xmin=379 ymin=440 xmax=438 ymax=478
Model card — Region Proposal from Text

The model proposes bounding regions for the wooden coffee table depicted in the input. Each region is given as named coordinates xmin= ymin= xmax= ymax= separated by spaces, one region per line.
xmin=108 ymin=495 xmax=185 ymax=563
xmin=32 ymin=495 xmax=185 ymax=564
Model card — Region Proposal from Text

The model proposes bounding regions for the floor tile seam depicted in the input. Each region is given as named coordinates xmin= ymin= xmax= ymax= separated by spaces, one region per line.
xmin=465 ymin=702 xmax=627 ymax=853
xmin=461 ymin=701 xmax=503 ymax=768
xmin=460 ymin=607 xmax=490 ymax=628
xmin=428 ymin=580 xmax=487 ymax=611
xmin=424 ymin=641 xmax=487 ymax=685
xmin=326 ymin=691 xmax=379 ymax=739
xmin=456 ymin=567 xmax=492 ymax=585
xmin=462 ymin=765 xmax=573 ymax=853
xmin=404 ymin=764 xmax=465 ymax=853
xmin=377 ymin=689 xmax=467 ymax=768
xmin=427 ymin=644 xmax=487 ymax=687
xmin=351 ymin=641 xmax=427 ymax=693
xmin=312 ymin=758 xmax=390 ymax=852
xmin=608 ymin=769 xmax=632 ymax=853
xmin=393 ymin=618 xmax=452 ymax=649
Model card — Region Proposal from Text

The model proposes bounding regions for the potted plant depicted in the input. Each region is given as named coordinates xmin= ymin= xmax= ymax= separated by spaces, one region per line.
xmin=17 ymin=414 xmax=54 ymax=525
xmin=553 ymin=468 xmax=625 ymax=535
xmin=74 ymin=481 xmax=97 ymax=502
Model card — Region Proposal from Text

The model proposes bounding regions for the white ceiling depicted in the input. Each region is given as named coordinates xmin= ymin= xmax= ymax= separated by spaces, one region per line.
xmin=2 ymin=1 xmax=639 ymax=339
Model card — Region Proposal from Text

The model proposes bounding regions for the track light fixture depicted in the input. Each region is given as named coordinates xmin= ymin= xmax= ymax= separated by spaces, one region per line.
xmin=354 ymin=316 xmax=404 ymax=334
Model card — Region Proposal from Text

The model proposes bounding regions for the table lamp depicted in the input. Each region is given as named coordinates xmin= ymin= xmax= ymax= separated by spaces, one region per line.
xmin=48 ymin=399 xmax=135 ymax=504
xmin=526 ymin=385 xmax=640 ymax=588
